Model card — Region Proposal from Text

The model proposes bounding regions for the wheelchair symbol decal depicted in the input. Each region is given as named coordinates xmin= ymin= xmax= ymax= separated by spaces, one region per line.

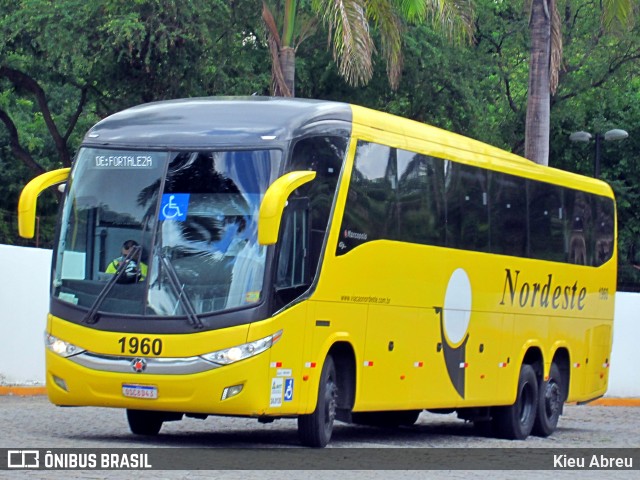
xmin=160 ymin=194 xmax=189 ymax=221
xmin=284 ymin=378 xmax=294 ymax=402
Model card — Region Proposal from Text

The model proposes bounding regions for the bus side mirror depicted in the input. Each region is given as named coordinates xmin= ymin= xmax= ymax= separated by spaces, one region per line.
xmin=18 ymin=168 xmax=71 ymax=238
xmin=258 ymin=170 xmax=316 ymax=245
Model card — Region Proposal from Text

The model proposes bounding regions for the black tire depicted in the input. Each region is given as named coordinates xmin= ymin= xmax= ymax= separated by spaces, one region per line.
xmin=494 ymin=364 xmax=538 ymax=440
xmin=298 ymin=355 xmax=338 ymax=447
xmin=352 ymin=410 xmax=421 ymax=427
xmin=532 ymin=363 xmax=563 ymax=437
xmin=126 ymin=409 xmax=165 ymax=436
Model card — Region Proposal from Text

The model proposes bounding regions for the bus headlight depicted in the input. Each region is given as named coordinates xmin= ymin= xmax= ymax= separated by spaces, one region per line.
xmin=45 ymin=333 xmax=85 ymax=358
xmin=201 ymin=330 xmax=282 ymax=365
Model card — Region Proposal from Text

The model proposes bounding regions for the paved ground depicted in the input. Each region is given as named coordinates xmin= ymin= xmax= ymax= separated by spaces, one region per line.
xmin=0 ymin=396 xmax=637 ymax=479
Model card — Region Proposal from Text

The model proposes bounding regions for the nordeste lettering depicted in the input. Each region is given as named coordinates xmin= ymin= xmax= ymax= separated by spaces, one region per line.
xmin=500 ymin=268 xmax=587 ymax=311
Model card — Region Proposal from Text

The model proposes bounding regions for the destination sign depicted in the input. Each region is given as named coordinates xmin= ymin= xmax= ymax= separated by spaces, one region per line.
xmin=94 ymin=154 xmax=155 ymax=168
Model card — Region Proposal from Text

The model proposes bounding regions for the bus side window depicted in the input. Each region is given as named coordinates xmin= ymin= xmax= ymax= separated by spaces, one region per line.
xmin=287 ymin=135 xmax=347 ymax=277
xmin=528 ymin=181 xmax=565 ymax=262
xmin=337 ymin=141 xmax=395 ymax=255
xmin=275 ymin=198 xmax=310 ymax=292
xmin=446 ymin=163 xmax=489 ymax=251
xmin=594 ymin=197 xmax=615 ymax=266
xmin=566 ymin=191 xmax=593 ymax=266
xmin=396 ymin=151 xmax=446 ymax=247
xmin=490 ymin=172 xmax=526 ymax=257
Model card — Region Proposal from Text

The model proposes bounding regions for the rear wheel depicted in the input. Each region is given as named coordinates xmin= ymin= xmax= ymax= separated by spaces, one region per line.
xmin=494 ymin=364 xmax=538 ymax=440
xmin=532 ymin=363 xmax=563 ymax=437
xmin=126 ymin=409 xmax=165 ymax=436
xmin=298 ymin=355 xmax=338 ymax=447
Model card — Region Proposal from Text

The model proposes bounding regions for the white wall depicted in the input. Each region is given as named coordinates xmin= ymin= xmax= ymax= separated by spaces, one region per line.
xmin=608 ymin=292 xmax=639 ymax=397
xmin=0 ymin=244 xmax=638 ymax=397
xmin=0 ymin=244 xmax=51 ymax=384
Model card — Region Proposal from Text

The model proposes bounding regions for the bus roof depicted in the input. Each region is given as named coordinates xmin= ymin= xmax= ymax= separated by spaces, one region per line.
xmin=83 ymin=97 xmax=352 ymax=149
xmin=83 ymin=97 xmax=613 ymax=199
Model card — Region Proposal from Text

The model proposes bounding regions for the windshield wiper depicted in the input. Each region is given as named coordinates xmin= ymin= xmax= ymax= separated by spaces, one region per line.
xmin=158 ymin=251 xmax=204 ymax=330
xmin=83 ymin=246 xmax=141 ymax=325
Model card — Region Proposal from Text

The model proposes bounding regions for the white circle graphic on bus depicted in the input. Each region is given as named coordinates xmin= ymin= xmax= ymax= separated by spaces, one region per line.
xmin=443 ymin=268 xmax=472 ymax=345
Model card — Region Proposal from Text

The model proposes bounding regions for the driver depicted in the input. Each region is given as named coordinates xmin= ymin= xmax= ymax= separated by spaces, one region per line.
xmin=106 ymin=240 xmax=148 ymax=282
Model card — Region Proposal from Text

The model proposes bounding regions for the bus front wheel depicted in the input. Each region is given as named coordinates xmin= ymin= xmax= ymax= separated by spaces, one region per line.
xmin=298 ymin=355 xmax=338 ymax=447
xmin=494 ymin=363 xmax=538 ymax=440
xmin=126 ymin=409 xmax=165 ymax=436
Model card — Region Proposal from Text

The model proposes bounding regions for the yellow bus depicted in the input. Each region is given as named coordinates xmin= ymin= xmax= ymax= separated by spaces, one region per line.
xmin=19 ymin=98 xmax=616 ymax=447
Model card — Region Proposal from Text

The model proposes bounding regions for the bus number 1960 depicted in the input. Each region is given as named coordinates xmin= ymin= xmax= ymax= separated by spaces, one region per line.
xmin=118 ymin=336 xmax=163 ymax=355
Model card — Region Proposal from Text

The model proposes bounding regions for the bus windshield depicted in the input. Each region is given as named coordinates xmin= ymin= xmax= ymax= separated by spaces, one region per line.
xmin=53 ymin=147 xmax=282 ymax=317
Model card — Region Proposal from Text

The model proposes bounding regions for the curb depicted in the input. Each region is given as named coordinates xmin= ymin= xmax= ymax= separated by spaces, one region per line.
xmin=0 ymin=386 xmax=47 ymax=396
xmin=588 ymin=397 xmax=640 ymax=407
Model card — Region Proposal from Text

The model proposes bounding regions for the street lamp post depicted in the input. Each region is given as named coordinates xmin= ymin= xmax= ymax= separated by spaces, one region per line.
xmin=569 ymin=129 xmax=629 ymax=178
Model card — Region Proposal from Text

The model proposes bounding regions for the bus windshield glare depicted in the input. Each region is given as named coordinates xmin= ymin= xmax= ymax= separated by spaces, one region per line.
xmin=53 ymin=147 xmax=282 ymax=317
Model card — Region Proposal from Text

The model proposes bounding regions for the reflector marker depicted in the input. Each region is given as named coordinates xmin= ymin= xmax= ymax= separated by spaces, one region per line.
xmin=364 ymin=361 xmax=374 ymax=367
xmin=573 ymin=363 xmax=581 ymax=368
xmin=459 ymin=362 xmax=468 ymax=369
xmin=602 ymin=362 xmax=610 ymax=368
xmin=304 ymin=362 xmax=317 ymax=368
xmin=498 ymin=362 xmax=508 ymax=368
xmin=270 ymin=362 xmax=282 ymax=368
xmin=414 ymin=361 xmax=424 ymax=368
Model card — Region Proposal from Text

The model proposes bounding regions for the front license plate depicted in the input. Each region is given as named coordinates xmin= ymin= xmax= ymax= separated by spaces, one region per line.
xmin=122 ymin=384 xmax=158 ymax=399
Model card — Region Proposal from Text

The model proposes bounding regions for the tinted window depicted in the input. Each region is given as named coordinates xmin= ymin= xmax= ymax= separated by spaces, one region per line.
xmin=594 ymin=197 xmax=615 ymax=266
xmin=275 ymin=199 xmax=310 ymax=289
xmin=287 ymin=135 xmax=347 ymax=279
xmin=336 ymin=140 xmax=614 ymax=267
xmin=446 ymin=162 xmax=489 ymax=251
xmin=529 ymin=181 xmax=565 ymax=262
xmin=337 ymin=141 xmax=395 ymax=254
xmin=396 ymin=151 xmax=446 ymax=246
xmin=565 ymin=190 xmax=592 ymax=265
xmin=490 ymin=173 xmax=527 ymax=256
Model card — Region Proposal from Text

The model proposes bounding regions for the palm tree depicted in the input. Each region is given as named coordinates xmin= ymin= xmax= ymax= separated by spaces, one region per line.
xmin=262 ymin=0 xmax=475 ymax=97
xmin=524 ymin=0 xmax=635 ymax=166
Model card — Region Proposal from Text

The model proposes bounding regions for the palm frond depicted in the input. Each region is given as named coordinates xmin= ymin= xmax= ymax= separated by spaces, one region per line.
xmin=602 ymin=0 xmax=635 ymax=33
xmin=411 ymin=0 xmax=476 ymax=44
xmin=313 ymin=0 xmax=375 ymax=87
xmin=368 ymin=0 xmax=404 ymax=89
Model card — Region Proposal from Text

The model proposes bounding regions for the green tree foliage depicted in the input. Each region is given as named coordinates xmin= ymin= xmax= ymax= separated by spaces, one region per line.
xmin=0 ymin=0 xmax=270 ymax=247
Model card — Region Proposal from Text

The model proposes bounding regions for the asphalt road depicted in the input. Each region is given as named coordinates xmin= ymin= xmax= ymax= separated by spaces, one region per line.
xmin=0 ymin=396 xmax=638 ymax=479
